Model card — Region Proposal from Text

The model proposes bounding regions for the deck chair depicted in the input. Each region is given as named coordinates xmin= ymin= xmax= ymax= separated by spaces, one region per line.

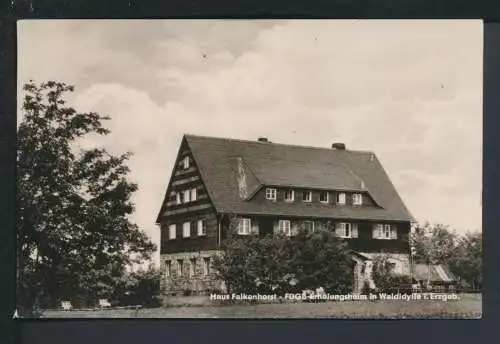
xmin=61 ymin=301 xmax=73 ymax=311
xmin=98 ymin=299 xmax=111 ymax=309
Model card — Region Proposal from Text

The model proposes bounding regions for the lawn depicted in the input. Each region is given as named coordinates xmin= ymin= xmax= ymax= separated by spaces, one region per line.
xmin=40 ymin=293 xmax=481 ymax=319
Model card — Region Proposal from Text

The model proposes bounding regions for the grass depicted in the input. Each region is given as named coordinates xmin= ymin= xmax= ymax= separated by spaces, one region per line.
xmin=40 ymin=293 xmax=481 ymax=319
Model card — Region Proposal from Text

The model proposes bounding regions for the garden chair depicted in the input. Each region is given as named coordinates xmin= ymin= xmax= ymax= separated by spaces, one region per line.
xmin=61 ymin=301 xmax=73 ymax=311
xmin=98 ymin=299 xmax=111 ymax=309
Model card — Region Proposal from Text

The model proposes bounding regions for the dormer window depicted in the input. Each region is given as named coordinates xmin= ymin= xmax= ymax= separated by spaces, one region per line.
xmin=302 ymin=191 xmax=312 ymax=202
xmin=320 ymin=191 xmax=329 ymax=203
xmin=284 ymin=189 xmax=295 ymax=202
xmin=336 ymin=192 xmax=346 ymax=205
xmin=265 ymin=188 xmax=277 ymax=201
xmin=183 ymin=156 xmax=190 ymax=169
xmin=352 ymin=193 xmax=363 ymax=205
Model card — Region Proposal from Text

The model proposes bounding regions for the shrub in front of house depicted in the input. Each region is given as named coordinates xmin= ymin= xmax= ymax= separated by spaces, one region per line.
xmin=212 ymin=226 xmax=353 ymax=296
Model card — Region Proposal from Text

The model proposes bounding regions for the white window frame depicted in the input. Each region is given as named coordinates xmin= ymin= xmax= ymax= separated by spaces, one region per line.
xmin=339 ymin=223 xmax=352 ymax=238
xmin=183 ymin=222 xmax=191 ymax=238
xmin=183 ymin=190 xmax=191 ymax=203
xmin=284 ymin=189 xmax=295 ymax=202
xmin=237 ymin=218 xmax=251 ymax=235
xmin=373 ymin=224 xmax=397 ymax=240
xmin=352 ymin=193 xmax=363 ymax=205
xmin=203 ymin=257 xmax=210 ymax=275
xmin=279 ymin=220 xmax=292 ymax=236
xmin=265 ymin=188 xmax=277 ymax=201
xmin=197 ymin=219 xmax=206 ymax=236
xmin=183 ymin=156 xmax=190 ymax=169
xmin=337 ymin=192 xmax=346 ymax=205
xmin=303 ymin=220 xmax=314 ymax=232
xmin=320 ymin=191 xmax=329 ymax=203
xmin=168 ymin=224 xmax=176 ymax=240
xmin=302 ymin=191 xmax=312 ymax=202
xmin=190 ymin=188 xmax=197 ymax=202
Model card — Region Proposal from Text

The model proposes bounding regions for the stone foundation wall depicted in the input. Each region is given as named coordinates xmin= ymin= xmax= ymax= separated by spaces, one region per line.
xmin=160 ymin=250 xmax=226 ymax=295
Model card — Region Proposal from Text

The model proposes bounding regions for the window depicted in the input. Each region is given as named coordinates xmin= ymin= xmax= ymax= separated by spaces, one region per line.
xmin=302 ymin=191 xmax=312 ymax=202
xmin=183 ymin=190 xmax=191 ymax=203
xmin=165 ymin=260 xmax=171 ymax=277
xmin=177 ymin=260 xmax=184 ymax=276
xmin=303 ymin=221 xmax=314 ymax=232
xmin=237 ymin=218 xmax=251 ymax=235
xmin=168 ymin=224 xmax=176 ymax=240
xmin=176 ymin=193 xmax=182 ymax=205
xmin=284 ymin=189 xmax=295 ymax=202
xmin=183 ymin=222 xmax=191 ymax=238
xmin=336 ymin=192 xmax=346 ymax=205
xmin=336 ymin=223 xmax=358 ymax=238
xmin=352 ymin=193 xmax=363 ymax=205
xmin=183 ymin=156 xmax=190 ymax=169
xmin=189 ymin=258 xmax=196 ymax=277
xmin=373 ymin=224 xmax=397 ymax=239
xmin=279 ymin=220 xmax=291 ymax=236
xmin=265 ymin=188 xmax=277 ymax=200
xmin=340 ymin=223 xmax=351 ymax=238
xmin=190 ymin=188 xmax=197 ymax=202
xmin=383 ymin=224 xmax=392 ymax=239
xmin=197 ymin=219 xmax=207 ymax=236
xmin=320 ymin=191 xmax=329 ymax=203
xmin=203 ymin=258 xmax=210 ymax=275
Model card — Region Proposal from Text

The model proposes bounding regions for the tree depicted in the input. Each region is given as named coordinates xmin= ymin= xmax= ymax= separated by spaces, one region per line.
xmin=113 ymin=267 xmax=163 ymax=308
xmin=411 ymin=222 xmax=457 ymax=265
xmin=17 ymin=81 xmax=156 ymax=312
xmin=449 ymin=231 xmax=482 ymax=290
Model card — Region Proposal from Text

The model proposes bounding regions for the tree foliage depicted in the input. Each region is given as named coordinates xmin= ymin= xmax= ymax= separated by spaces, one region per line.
xmin=411 ymin=222 xmax=482 ymax=290
xmin=17 ymin=81 xmax=156 ymax=312
xmin=212 ymin=218 xmax=353 ymax=295
xmin=411 ymin=222 xmax=457 ymax=265
xmin=449 ymin=231 xmax=482 ymax=290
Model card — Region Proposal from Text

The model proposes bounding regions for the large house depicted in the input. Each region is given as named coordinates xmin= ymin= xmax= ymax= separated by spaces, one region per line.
xmin=156 ymin=134 xmax=415 ymax=295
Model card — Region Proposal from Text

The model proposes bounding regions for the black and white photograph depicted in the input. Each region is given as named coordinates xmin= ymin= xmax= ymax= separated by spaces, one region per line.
xmin=16 ymin=19 xmax=482 ymax=318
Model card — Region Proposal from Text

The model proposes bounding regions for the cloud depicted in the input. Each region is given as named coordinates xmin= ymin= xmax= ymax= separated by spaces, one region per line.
xmin=18 ymin=20 xmax=483 ymax=264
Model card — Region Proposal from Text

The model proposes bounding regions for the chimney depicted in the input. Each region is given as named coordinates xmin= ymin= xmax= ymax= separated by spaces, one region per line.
xmin=258 ymin=137 xmax=269 ymax=143
xmin=331 ymin=142 xmax=346 ymax=150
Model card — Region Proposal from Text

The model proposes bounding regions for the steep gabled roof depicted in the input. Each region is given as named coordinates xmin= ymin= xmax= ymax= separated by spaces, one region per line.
xmin=181 ymin=134 xmax=414 ymax=222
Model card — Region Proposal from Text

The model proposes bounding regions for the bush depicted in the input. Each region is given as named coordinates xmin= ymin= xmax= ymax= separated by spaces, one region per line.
xmin=212 ymin=220 xmax=353 ymax=295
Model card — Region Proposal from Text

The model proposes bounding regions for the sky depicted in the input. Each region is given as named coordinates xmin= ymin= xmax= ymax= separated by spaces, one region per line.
xmin=18 ymin=20 xmax=483 ymax=265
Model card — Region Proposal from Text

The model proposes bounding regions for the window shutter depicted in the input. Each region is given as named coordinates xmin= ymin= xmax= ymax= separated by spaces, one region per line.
xmin=352 ymin=223 xmax=358 ymax=238
xmin=391 ymin=226 xmax=397 ymax=239
xmin=176 ymin=193 xmax=181 ymax=205
xmin=372 ymin=224 xmax=379 ymax=239
xmin=335 ymin=223 xmax=343 ymax=237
